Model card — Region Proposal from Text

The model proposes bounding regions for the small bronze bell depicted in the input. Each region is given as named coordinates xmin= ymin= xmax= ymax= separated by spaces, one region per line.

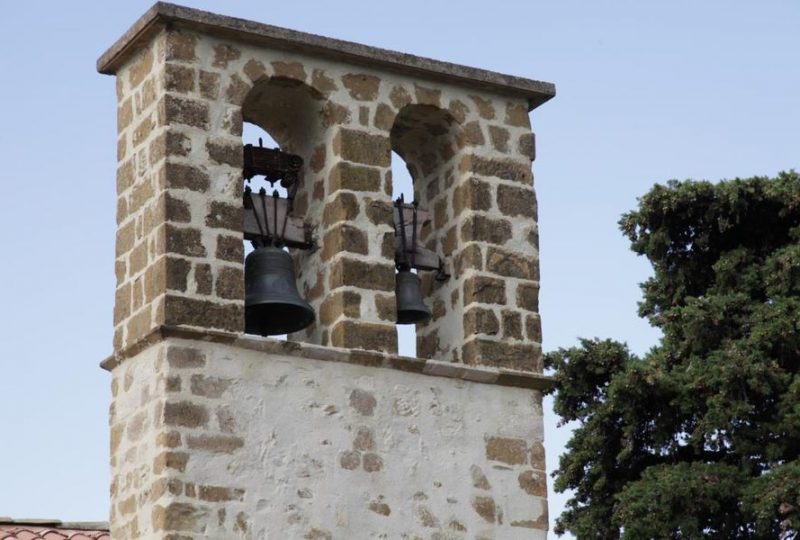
xmin=245 ymin=247 xmax=315 ymax=336
xmin=395 ymin=269 xmax=432 ymax=325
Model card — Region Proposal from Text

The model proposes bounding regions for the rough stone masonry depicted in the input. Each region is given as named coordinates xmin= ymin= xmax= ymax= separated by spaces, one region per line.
xmin=98 ymin=3 xmax=555 ymax=538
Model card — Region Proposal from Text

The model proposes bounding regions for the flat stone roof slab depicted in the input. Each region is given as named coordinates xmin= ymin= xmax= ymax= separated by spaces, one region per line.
xmin=98 ymin=2 xmax=555 ymax=110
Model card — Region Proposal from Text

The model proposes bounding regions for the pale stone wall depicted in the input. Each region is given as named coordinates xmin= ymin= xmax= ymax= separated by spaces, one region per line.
xmin=112 ymin=25 xmax=542 ymax=368
xmin=109 ymin=344 xmax=168 ymax=538
xmin=109 ymin=337 xmax=547 ymax=539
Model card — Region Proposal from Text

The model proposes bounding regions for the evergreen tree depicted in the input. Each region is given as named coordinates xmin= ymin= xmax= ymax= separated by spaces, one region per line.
xmin=547 ymin=171 xmax=800 ymax=539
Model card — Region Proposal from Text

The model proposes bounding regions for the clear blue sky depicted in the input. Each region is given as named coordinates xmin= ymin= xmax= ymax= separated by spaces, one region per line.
xmin=0 ymin=1 xmax=797 ymax=535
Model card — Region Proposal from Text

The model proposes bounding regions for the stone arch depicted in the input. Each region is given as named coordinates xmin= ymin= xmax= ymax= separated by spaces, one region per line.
xmin=240 ymin=77 xmax=333 ymax=214
xmin=389 ymin=104 xmax=465 ymax=361
xmin=238 ymin=76 xmax=341 ymax=343
xmin=391 ymin=104 xmax=462 ymax=250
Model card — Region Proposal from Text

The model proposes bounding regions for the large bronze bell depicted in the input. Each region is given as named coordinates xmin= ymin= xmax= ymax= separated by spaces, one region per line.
xmin=245 ymin=247 xmax=315 ymax=336
xmin=395 ymin=269 xmax=432 ymax=325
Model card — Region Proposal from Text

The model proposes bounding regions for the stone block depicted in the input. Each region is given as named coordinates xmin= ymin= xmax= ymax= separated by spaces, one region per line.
xmin=463 ymin=275 xmax=505 ymax=305
xmin=312 ymin=69 xmax=337 ymax=94
xmin=118 ymin=99 xmax=133 ymax=133
xmin=342 ymin=73 xmax=381 ymax=101
xmin=365 ymin=198 xmax=393 ymax=226
xmin=132 ymin=116 xmax=155 ymax=147
xmin=485 ymin=436 xmax=528 ymax=465
xmin=187 ymin=434 xmax=244 ymax=453
xmin=470 ymin=95 xmax=496 ymax=119
xmin=463 ymin=307 xmax=500 ymax=336
xmin=468 ymin=155 xmax=532 ymax=184
xmin=165 ymin=225 xmax=206 ymax=257
xmin=128 ymin=48 xmax=154 ymax=89
xmin=525 ymin=313 xmax=542 ymax=342
xmin=505 ymin=102 xmax=530 ymax=127
xmin=497 ymin=183 xmax=537 ymax=219
xmin=462 ymin=121 xmax=485 ymax=146
xmin=486 ymin=247 xmax=537 ymax=279
xmin=516 ymin=281 xmax=540 ymax=312
xmin=125 ymin=305 xmax=152 ymax=344
xmin=319 ymin=290 xmax=361 ymax=325
xmin=328 ymin=162 xmax=382 ymax=192
xmin=374 ymin=294 xmax=396 ymax=321
xmin=164 ymin=63 xmax=195 ymax=93
xmin=472 ymin=495 xmax=497 ymax=523
xmin=163 ymin=401 xmax=209 ymax=428
xmin=462 ymin=338 xmax=540 ymax=371
xmin=160 ymin=95 xmax=209 ymax=129
xmin=502 ymin=310 xmax=523 ymax=339
xmin=329 ymin=258 xmax=394 ymax=291
xmin=164 ymin=193 xmax=191 ymax=223
xmin=374 ymin=103 xmax=394 ymax=130
xmin=198 ymin=485 xmax=245 ymax=502
xmin=225 ymin=73 xmax=251 ymax=104
xmin=165 ymin=30 xmax=197 ymax=62
xmin=116 ymin=220 xmax=136 ymax=257
xmin=212 ymin=43 xmax=241 ymax=68
xmin=489 ymin=125 xmax=510 ymax=153
xmin=215 ymin=234 xmax=244 ymax=262
xmin=164 ymin=162 xmax=209 ymax=192
xmin=320 ymin=224 xmax=369 ymax=260
xmin=205 ymin=201 xmax=242 ymax=230
xmin=452 ymin=177 xmax=492 ymax=216
xmin=199 ymin=70 xmax=221 ymax=99
xmin=322 ymin=192 xmax=360 ymax=227
xmin=333 ymin=129 xmax=391 ymax=167
xmin=216 ymin=266 xmax=244 ymax=300
xmin=518 ymin=132 xmax=535 ymax=160
xmin=167 ymin=346 xmax=206 ymax=368
xmin=453 ymin=244 xmax=483 ymax=275
xmin=271 ymin=61 xmax=307 ymax=80
xmin=163 ymin=295 xmax=243 ymax=332
xmin=114 ymin=283 xmax=132 ymax=325
xmin=331 ymin=320 xmax=397 ymax=352
xmin=153 ymin=451 xmax=189 ymax=473
xmin=389 ymin=85 xmax=411 ymax=108
xmin=447 ymin=99 xmax=469 ymax=123
xmin=152 ymin=501 xmax=209 ymax=533
xmin=518 ymin=470 xmax=547 ymax=497
xmin=194 ymin=263 xmax=212 ymax=295
xmin=206 ymin=138 xmax=242 ymax=168
xmin=414 ymin=83 xmax=441 ymax=106
xmin=460 ymin=215 xmax=511 ymax=245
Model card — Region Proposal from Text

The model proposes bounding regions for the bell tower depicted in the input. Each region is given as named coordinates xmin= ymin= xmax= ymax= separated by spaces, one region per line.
xmin=99 ymin=3 xmax=555 ymax=538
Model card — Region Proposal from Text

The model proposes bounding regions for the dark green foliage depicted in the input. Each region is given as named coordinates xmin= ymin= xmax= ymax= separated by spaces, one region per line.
xmin=547 ymin=171 xmax=800 ymax=539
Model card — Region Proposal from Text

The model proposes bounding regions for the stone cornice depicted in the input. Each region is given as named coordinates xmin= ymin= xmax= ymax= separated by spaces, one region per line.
xmin=97 ymin=2 xmax=555 ymax=110
xmin=100 ymin=325 xmax=555 ymax=392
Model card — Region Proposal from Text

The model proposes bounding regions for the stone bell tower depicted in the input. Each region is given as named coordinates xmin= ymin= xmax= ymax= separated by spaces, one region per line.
xmin=98 ymin=3 xmax=555 ymax=538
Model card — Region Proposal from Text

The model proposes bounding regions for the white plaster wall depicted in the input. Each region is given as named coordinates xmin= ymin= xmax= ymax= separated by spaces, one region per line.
xmin=160 ymin=337 xmax=547 ymax=539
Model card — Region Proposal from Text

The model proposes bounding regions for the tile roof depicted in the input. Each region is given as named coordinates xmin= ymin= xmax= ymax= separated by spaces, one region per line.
xmin=0 ymin=520 xmax=109 ymax=540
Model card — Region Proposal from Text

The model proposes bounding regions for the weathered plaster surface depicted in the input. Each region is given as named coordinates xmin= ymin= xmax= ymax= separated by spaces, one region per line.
xmin=110 ymin=338 xmax=548 ymax=538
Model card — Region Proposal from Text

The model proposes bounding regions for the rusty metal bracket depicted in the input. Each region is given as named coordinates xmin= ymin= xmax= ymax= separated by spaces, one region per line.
xmin=243 ymin=140 xmax=303 ymax=187
xmin=242 ymin=142 xmax=313 ymax=250
xmin=393 ymin=195 xmax=450 ymax=279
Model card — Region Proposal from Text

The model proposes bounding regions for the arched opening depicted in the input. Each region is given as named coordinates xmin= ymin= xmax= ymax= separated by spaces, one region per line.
xmin=240 ymin=77 xmax=328 ymax=342
xmin=390 ymin=104 xmax=461 ymax=360
xmin=391 ymin=149 xmax=417 ymax=357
